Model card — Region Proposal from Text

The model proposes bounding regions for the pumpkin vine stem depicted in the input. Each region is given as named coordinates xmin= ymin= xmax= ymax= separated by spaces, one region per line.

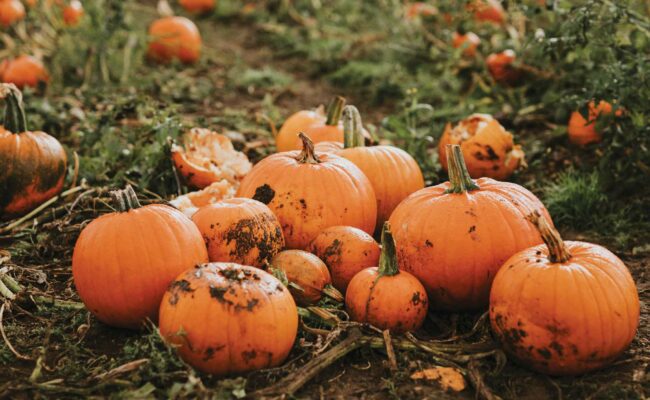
xmin=445 ymin=144 xmax=480 ymax=193
xmin=110 ymin=185 xmax=142 ymax=212
xmin=528 ymin=211 xmax=572 ymax=263
xmin=325 ymin=96 xmax=346 ymax=126
xmin=0 ymin=83 xmax=28 ymax=133
xmin=377 ymin=222 xmax=399 ymax=277
xmin=296 ymin=132 xmax=321 ymax=164
xmin=343 ymin=105 xmax=365 ymax=148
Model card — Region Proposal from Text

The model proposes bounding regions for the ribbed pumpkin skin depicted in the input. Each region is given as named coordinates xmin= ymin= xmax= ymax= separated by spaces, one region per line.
xmin=159 ymin=263 xmax=298 ymax=376
xmin=389 ymin=178 xmax=549 ymax=311
xmin=192 ymin=198 xmax=284 ymax=268
xmin=490 ymin=242 xmax=640 ymax=375
xmin=237 ymin=152 xmax=377 ymax=249
xmin=340 ymin=146 xmax=424 ymax=231
xmin=0 ymin=130 xmax=67 ymax=218
xmin=72 ymin=205 xmax=208 ymax=329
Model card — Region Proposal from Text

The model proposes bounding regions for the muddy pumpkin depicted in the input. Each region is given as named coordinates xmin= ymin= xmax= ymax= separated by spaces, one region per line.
xmin=2 ymin=55 xmax=49 ymax=90
xmin=191 ymin=198 xmax=284 ymax=268
xmin=567 ymin=100 xmax=622 ymax=146
xmin=0 ymin=84 xmax=66 ymax=218
xmin=159 ymin=262 xmax=298 ymax=376
xmin=147 ymin=16 xmax=201 ymax=64
xmin=438 ymin=113 xmax=525 ymax=180
xmin=490 ymin=212 xmax=640 ymax=375
xmin=271 ymin=250 xmax=340 ymax=306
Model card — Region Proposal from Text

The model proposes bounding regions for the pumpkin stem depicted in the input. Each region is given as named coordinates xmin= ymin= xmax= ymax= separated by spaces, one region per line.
xmin=325 ymin=96 xmax=346 ymax=126
xmin=343 ymin=105 xmax=365 ymax=148
xmin=528 ymin=211 xmax=572 ymax=263
xmin=296 ymin=132 xmax=321 ymax=164
xmin=377 ymin=222 xmax=400 ymax=277
xmin=445 ymin=144 xmax=480 ymax=193
xmin=0 ymin=84 xmax=28 ymax=133
xmin=110 ymin=185 xmax=142 ymax=212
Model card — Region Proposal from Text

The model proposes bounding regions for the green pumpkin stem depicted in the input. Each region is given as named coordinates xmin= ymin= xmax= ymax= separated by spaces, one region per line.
xmin=343 ymin=105 xmax=365 ymax=148
xmin=528 ymin=211 xmax=572 ymax=263
xmin=296 ymin=132 xmax=321 ymax=164
xmin=445 ymin=144 xmax=480 ymax=193
xmin=0 ymin=84 xmax=28 ymax=133
xmin=377 ymin=222 xmax=400 ymax=277
xmin=325 ymin=96 xmax=346 ymax=126
xmin=110 ymin=185 xmax=142 ymax=212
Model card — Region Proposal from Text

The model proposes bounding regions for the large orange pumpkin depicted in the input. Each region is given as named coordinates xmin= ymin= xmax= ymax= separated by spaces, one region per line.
xmin=2 ymin=55 xmax=49 ymax=89
xmin=179 ymin=0 xmax=215 ymax=14
xmin=271 ymin=250 xmax=337 ymax=306
xmin=147 ymin=16 xmax=201 ymax=64
xmin=308 ymin=225 xmax=381 ymax=292
xmin=191 ymin=198 xmax=284 ymax=268
xmin=237 ymin=133 xmax=377 ymax=249
xmin=389 ymin=144 xmax=549 ymax=311
xmin=452 ymin=31 xmax=480 ymax=57
xmin=0 ymin=84 xmax=66 ymax=218
xmin=438 ymin=113 xmax=526 ymax=180
xmin=159 ymin=262 xmax=298 ymax=375
xmin=0 ymin=0 xmax=25 ymax=27
xmin=486 ymin=50 xmax=521 ymax=85
xmin=345 ymin=222 xmax=428 ymax=333
xmin=567 ymin=100 xmax=622 ymax=146
xmin=490 ymin=212 xmax=640 ymax=375
xmin=72 ymin=186 xmax=208 ymax=329
xmin=338 ymin=105 xmax=424 ymax=232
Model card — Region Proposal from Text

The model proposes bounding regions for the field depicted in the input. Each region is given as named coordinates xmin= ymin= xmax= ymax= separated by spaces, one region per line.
xmin=0 ymin=0 xmax=649 ymax=398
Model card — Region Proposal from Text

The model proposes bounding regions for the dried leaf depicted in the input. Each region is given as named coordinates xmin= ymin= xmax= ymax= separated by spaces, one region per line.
xmin=410 ymin=367 xmax=466 ymax=392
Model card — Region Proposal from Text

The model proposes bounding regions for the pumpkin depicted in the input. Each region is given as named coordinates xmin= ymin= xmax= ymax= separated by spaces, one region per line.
xmin=567 ymin=100 xmax=622 ymax=146
xmin=284 ymin=96 xmax=347 ymax=151
xmin=169 ymin=180 xmax=236 ymax=218
xmin=438 ymin=113 xmax=525 ymax=180
xmin=192 ymin=198 xmax=284 ymax=268
xmin=404 ymin=2 xmax=438 ymax=19
xmin=308 ymin=225 xmax=380 ymax=292
xmin=452 ymin=31 xmax=480 ymax=57
xmin=159 ymin=262 xmax=298 ymax=375
xmin=486 ymin=50 xmax=521 ymax=85
xmin=275 ymin=105 xmax=326 ymax=153
xmin=62 ymin=0 xmax=83 ymax=26
xmin=314 ymin=140 xmax=343 ymax=153
xmin=271 ymin=250 xmax=341 ymax=306
xmin=490 ymin=212 xmax=640 ymax=375
xmin=345 ymin=222 xmax=428 ymax=333
xmin=179 ymin=0 xmax=215 ymax=14
xmin=0 ymin=0 xmax=25 ymax=27
xmin=469 ymin=0 xmax=505 ymax=24
xmin=147 ymin=16 xmax=201 ymax=64
xmin=0 ymin=84 xmax=66 ymax=218
xmin=72 ymin=186 xmax=208 ymax=329
xmin=171 ymin=128 xmax=252 ymax=190
xmin=389 ymin=144 xmax=549 ymax=311
xmin=338 ymin=105 xmax=424 ymax=232
xmin=237 ymin=133 xmax=377 ymax=249
xmin=2 ymin=55 xmax=49 ymax=89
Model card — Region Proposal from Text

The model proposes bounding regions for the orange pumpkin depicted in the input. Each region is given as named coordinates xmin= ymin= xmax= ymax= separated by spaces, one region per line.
xmin=345 ymin=222 xmax=428 ymax=333
xmin=567 ymin=100 xmax=622 ymax=146
xmin=452 ymin=31 xmax=480 ymax=57
xmin=275 ymin=106 xmax=326 ymax=153
xmin=490 ymin=212 xmax=640 ymax=375
xmin=470 ymin=0 xmax=505 ymax=24
xmin=179 ymin=0 xmax=215 ymax=14
xmin=389 ymin=144 xmax=549 ymax=311
xmin=147 ymin=16 xmax=201 ymax=64
xmin=171 ymin=128 xmax=252 ymax=190
xmin=72 ymin=186 xmax=208 ymax=329
xmin=486 ymin=50 xmax=521 ymax=85
xmin=298 ymin=96 xmax=347 ymax=148
xmin=62 ymin=0 xmax=83 ymax=26
xmin=438 ymin=113 xmax=525 ymax=180
xmin=314 ymin=140 xmax=343 ymax=153
xmin=271 ymin=250 xmax=338 ymax=306
xmin=404 ymin=2 xmax=438 ymax=19
xmin=191 ymin=198 xmax=284 ymax=268
xmin=308 ymin=225 xmax=381 ymax=292
xmin=0 ymin=84 xmax=66 ymax=218
xmin=338 ymin=105 xmax=424 ymax=232
xmin=159 ymin=262 xmax=298 ymax=375
xmin=2 ymin=55 xmax=49 ymax=89
xmin=237 ymin=133 xmax=377 ymax=249
xmin=0 ymin=0 xmax=25 ymax=27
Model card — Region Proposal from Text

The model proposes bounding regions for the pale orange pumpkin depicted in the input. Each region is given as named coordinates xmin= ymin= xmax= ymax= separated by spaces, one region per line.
xmin=271 ymin=250 xmax=338 ymax=306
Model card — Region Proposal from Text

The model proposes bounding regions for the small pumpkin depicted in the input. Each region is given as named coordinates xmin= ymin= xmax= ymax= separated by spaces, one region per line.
xmin=147 ymin=16 xmax=201 ymax=64
xmin=438 ymin=113 xmax=525 ymax=180
xmin=308 ymin=225 xmax=380 ymax=292
xmin=237 ymin=133 xmax=377 ymax=249
xmin=567 ymin=100 xmax=622 ymax=146
xmin=275 ymin=105 xmax=326 ymax=153
xmin=469 ymin=0 xmax=505 ymax=24
xmin=338 ymin=105 xmax=424 ymax=232
xmin=452 ymin=31 xmax=480 ymax=57
xmin=486 ymin=50 xmax=521 ymax=85
xmin=0 ymin=0 xmax=25 ymax=27
xmin=169 ymin=180 xmax=236 ymax=218
xmin=389 ymin=144 xmax=549 ymax=311
xmin=345 ymin=222 xmax=428 ymax=333
xmin=192 ymin=198 xmax=284 ymax=268
xmin=2 ymin=55 xmax=49 ymax=89
xmin=62 ymin=0 xmax=83 ymax=26
xmin=291 ymin=96 xmax=346 ymax=151
xmin=72 ymin=186 xmax=208 ymax=329
xmin=179 ymin=0 xmax=215 ymax=14
xmin=159 ymin=262 xmax=298 ymax=375
xmin=404 ymin=2 xmax=438 ymax=20
xmin=0 ymin=84 xmax=66 ymax=218
xmin=490 ymin=212 xmax=640 ymax=375
xmin=171 ymin=128 xmax=252 ymax=190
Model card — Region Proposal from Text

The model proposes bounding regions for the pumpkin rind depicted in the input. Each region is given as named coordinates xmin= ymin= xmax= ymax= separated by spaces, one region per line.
xmin=271 ymin=250 xmax=331 ymax=306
